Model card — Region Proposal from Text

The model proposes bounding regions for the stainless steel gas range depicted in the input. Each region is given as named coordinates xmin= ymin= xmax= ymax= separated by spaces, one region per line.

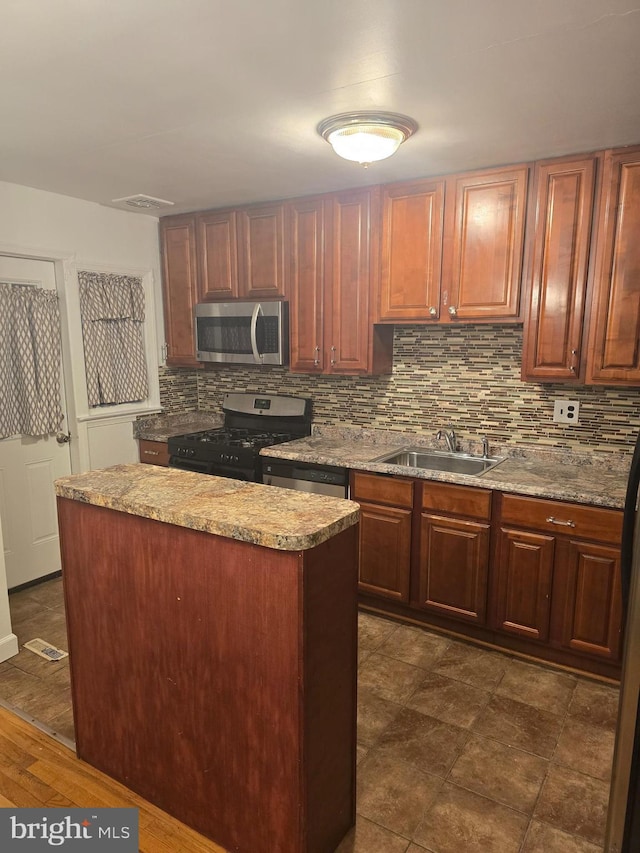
xmin=167 ymin=393 xmax=312 ymax=481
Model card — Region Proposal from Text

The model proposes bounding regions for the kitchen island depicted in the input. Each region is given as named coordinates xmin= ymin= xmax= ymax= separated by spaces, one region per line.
xmin=55 ymin=464 xmax=360 ymax=853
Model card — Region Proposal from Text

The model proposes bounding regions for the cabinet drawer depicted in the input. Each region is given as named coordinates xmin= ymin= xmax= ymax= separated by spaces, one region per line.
xmin=352 ymin=472 xmax=414 ymax=509
xmin=139 ymin=439 xmax=170 ymax=467
xmin=500 ymin=494 xmax=622 ymax=545
xmin=422 ymin=482 xmax=491 ymax=521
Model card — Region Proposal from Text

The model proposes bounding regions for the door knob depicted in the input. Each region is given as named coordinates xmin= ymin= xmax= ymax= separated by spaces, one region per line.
xmin=56 ymin=432 xmax=71 ymax=445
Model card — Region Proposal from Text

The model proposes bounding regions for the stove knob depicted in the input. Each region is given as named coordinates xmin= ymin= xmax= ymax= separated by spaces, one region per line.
xmin=233 ymin=455 xmax=239 ymax=463
xmin=188 ymin=448 xmax=195 ymax=458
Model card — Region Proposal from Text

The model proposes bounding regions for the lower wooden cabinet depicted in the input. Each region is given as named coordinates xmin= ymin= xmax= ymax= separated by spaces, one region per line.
xmin=416 ymin=481 xmax=491 ymax=624
xmin=493 ymin=528 xmax=554 ymax=642
xmin=352 ymin=469 xmax=623 ymax=676
xmin=351 ymin=472 xmax=413 ymax=602
xmin=552 ymin=537 xmax=622 ymax=661
xmin=492 ymin=493 xmax=623 ymax=665
xmin=138 ymin=439 xmax=170 ymax=467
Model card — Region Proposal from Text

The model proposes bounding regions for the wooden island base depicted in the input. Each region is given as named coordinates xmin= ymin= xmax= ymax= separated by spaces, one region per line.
xmin=57 ymin=498 xmax=358 ymax=853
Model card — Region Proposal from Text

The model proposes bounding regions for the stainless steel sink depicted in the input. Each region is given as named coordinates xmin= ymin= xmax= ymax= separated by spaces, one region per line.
xmin=372 ymin=447 xmax=505 ymax=476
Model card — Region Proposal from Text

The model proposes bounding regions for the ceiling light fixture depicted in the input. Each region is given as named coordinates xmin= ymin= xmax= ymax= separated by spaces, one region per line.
xmin=317 ymin=111 xmax=418 ymax=166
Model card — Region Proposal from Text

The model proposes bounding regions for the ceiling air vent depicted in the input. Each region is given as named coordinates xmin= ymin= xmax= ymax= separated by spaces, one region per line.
xmin=111 ymin=194 xmax=175 ymax=210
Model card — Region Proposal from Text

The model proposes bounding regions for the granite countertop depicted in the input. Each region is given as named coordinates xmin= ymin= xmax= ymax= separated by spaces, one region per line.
xmin=134 ymin=411 xmax=223 ymax=442
xmin=55 ymin=463 xmax=359 ymax=551
xmin=260 ymin=426 xmax=631 ymax=510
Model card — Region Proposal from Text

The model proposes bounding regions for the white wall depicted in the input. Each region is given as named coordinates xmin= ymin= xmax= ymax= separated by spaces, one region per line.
xmin=0 ymin=179 xmax=165 ymax=652
xmin=0 ymin=515 xmax=18 ymax=663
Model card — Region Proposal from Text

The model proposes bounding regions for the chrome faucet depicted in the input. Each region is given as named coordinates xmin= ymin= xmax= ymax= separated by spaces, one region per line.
xmin=436 ymin=427 xmax=457 ymax=453
xmin=481 ymin=436 xmax=490 ymax=458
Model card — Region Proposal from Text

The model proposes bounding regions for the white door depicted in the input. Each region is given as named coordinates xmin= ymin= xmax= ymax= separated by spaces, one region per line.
xmin=0 ymin=256 xmax=72 ymax=589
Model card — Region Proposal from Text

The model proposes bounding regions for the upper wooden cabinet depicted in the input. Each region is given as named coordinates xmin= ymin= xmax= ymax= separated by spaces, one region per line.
xmin=378 ymin=165 xmax=528 ymax=323
xmin=442 ymin=165 xmax=528 ymax=322
xmin=287 ymin=195 xmax=327 ymax=372
xmin=238 ymin=203 xmax=286 ymax=299
xmin=197 ymin=203 xmax=285 ymax=302
xmin=197 ymin=209 xmax=239 ymax=300
xmin=287 ymin=188 xmax=393 ymax=375
xmin=379 ymin=179 xmax=446 ymax=321
xmin=586 ymin=146 xmax=640 ymax=385
xmin=522 ymin=155 xmax=598 ymax=382
xmin=159 ymin=216 xmax=201 ymax=367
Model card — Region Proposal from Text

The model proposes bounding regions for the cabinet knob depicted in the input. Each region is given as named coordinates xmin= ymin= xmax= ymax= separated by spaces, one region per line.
xmin=448 ymin=305 xmax=458 ymax=317
xmin=330 ymin=346 xmax=337 ymax=365
xmin=429 ymin=306 xmax=437 ymax=317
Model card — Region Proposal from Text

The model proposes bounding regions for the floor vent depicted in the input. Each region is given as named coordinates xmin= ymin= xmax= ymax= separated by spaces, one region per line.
xmin=23 ymin=638 xmax=68 ymax=661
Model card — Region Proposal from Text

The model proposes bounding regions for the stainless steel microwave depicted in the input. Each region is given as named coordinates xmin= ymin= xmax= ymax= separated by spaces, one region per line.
xmin=195 ymin=300 xmax=289 ymax=366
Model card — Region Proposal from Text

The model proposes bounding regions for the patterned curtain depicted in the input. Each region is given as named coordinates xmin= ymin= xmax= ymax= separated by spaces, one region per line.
xmin=0 ymin=283 xmax=64 ymax=439
xmin=78 ymin=271 xmax=149 ymax=407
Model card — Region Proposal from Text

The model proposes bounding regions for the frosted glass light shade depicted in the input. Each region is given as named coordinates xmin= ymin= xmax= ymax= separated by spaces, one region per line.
xmin=318 ymin=112 xmax=418 ymax=165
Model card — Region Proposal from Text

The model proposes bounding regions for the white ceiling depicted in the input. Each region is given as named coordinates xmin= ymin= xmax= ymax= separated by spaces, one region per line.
xmin=2 ymin=0 xmax=640 ymax=216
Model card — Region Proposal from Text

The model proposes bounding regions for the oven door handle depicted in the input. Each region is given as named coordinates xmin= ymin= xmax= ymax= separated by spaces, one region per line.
xmin=250 ymin=303 xmax=264 ymax=363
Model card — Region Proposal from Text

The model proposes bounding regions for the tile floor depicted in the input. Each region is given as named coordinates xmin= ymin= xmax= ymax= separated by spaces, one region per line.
xmin=0 ymin=578 xmax=620 ymax=853
xmin=0 ymin=576 xmax=74 ymax=743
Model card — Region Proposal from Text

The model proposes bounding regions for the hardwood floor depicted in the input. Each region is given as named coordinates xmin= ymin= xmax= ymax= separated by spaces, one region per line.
xmin=0 ymin=705 xmax=227 ymax=852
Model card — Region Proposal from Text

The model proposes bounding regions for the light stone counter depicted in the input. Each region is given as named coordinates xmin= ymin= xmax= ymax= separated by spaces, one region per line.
xmin=260 ymin=426 xmax=630 ymax=510
xmin=55 ymin=463 xmax=359 ymax=551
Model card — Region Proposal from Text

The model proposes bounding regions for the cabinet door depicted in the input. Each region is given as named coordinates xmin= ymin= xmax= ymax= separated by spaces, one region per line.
xmin=522 ymin=157 xmax=597 ymax=382
xmin=197 ymin=210 xmax=239 ymax=300
xmin=493 ymin=528 xmax=555 ymax=642
xmin=442 ymin=166 xmax=528 ymax=321
xmin=552 ymin=538 xmax=622 ymax=661
xmin=159 ymin=217 xmax=201 ymax=367
xmin=587 ymin=147 xmax=640 ymax=385
xmin=238 ymin=203 xmax=286 ymax=299
xmin=327 ymin=188 xmax=376 ymax=373
xmin=358 ymin=502 xmax=412 ymax=602
xmin=416 ymin=514 xmax=490 ymax=624
xmin=379 ymin=179 xmax=445 ymax=321
xmin=287 ymin=196 xmax=327 ymax=373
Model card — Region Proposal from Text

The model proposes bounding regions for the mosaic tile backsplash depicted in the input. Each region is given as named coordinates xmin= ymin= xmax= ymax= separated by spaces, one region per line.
xmin=159 ymin=325 xmax=640 ymax=454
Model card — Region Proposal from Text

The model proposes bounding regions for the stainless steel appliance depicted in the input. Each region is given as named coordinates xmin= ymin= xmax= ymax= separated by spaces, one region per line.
xmin=607 ymin=433 xmax=640 ymax=851
xmin=262 ymin=459 xmax=348 ymax=498
xmin=195 ymin=301 xmax=288 ymax=365
xmin=168 ymin=392 xmax=310 ymax=480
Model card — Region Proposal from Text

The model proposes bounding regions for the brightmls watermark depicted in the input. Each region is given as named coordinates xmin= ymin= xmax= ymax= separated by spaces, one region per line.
xmin=0 ymin=808 xmax=138 ymax=850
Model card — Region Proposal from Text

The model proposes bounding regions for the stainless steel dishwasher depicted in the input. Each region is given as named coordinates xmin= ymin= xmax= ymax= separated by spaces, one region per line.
xmin=261 ymin=458 xmax=348 ymax=498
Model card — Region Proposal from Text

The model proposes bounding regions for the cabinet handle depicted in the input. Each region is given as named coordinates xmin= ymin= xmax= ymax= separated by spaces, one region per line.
xmin=330 ymin=346 xmax=337 ymax=365
xmin=570 ymin=349 xmax=578 ymax=373
xmin=448 ymin=305 xmax=458 ymax=317
xmin=313 ymin=346 xmax=320 ymax=366
xmin=546 ymin=516 xmax=576 ymax=527
xmin=429 ymin=306 xmax=437 ymax=317
xmin=143 ymin=449 xmax=160 ymax=456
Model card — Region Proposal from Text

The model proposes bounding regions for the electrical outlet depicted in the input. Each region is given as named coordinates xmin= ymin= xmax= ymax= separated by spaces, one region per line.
xmin=553 ymin=400 xmax=580 ymax=424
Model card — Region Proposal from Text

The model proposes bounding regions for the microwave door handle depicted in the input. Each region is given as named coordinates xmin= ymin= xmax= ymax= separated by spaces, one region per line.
xmin=250 ymin=303 xmax=264 ymax=363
